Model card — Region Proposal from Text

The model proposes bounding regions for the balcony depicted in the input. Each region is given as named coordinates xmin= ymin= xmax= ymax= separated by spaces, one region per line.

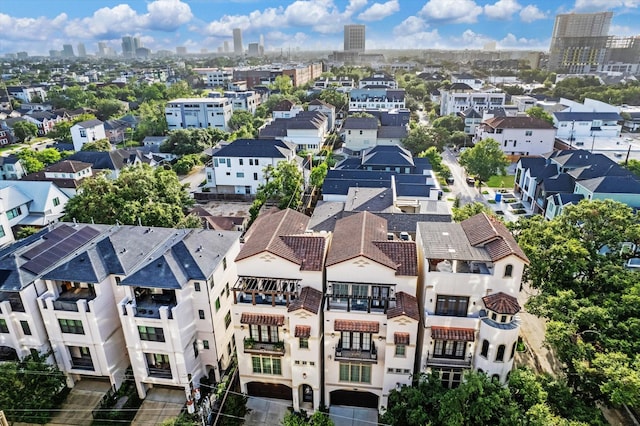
xmin=54 ymin=288 xmax=95 ymax=312
xmin=326 ymin=295 xmax=394 ymax=313
xmin=335 ymin=341 xmax=377 ymax=363
xmin=233 ymin=276 xmax=300 ymax=307
xmin=71 ymin=357 xmax=95 ymax=371
xmin=133 ymin=290 xmax=176 ymax=319
xmin=426 ymin=355 xmax=472 ymax=368
xmin=243 ymin=338 xmax=285 ymax=356
xmin=148 ymin=366 xmax=172 ymax=379
xmin=0 ymin=292 xmax=25 ymax=313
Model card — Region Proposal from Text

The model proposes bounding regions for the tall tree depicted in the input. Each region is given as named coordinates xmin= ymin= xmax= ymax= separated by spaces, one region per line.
xmin=81 ymin=138 xmax=112 ymax=152
xmin=0 ymin=351 xmax=68 ymax=424
xmin=13 ymin=120 xmax=38 ymax=142
xmin=271 ymin=75 xmax=293 ymax=95
xmin=64 ymin=164 xmax=200 ymax=228
xmin=526 ymin=106 xmax=554 ymax=125
xmin=459 ymin=138 xmax=508 ymax=189
xmin=432 ymin=115 xmax=464 ymax=132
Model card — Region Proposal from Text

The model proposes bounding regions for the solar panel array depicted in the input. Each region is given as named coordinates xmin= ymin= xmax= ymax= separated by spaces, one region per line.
xmin=22 ymin=226 xmax=101 ymax=275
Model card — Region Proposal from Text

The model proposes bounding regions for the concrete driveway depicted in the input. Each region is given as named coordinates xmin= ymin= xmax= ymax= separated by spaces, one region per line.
xmin=48 ymin=379 xmax=111 ymax=425
xmin=131 ymin=387 xmax=185 ymax=425
xmin=244 ymin=397 xmax=291 ymax=425
xmin=329 ymin=406 xmax=379 ymax=426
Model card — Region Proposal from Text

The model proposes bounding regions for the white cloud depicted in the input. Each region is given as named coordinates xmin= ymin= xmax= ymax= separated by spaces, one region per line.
xmin=393 ymin=16 xmax=427 ymax=36
xmin=345 ymin=0 xmax=369 ymax=16
xmin=357 ymin=0 xmax=400 ymax=21
xmin=497 ymin=32 xmax=548 ymax=49
xmin=0 ymin=13 xmax=68 ymax=41
xmin=370 ymin=29 xmax=442 ymax=49
xmin=142 ymin=0 xmax=193 ymax=31
xmin=610 ymin=24 xmax=640 ymax=36
xmin=419 ymin=0 xmax=482 ymax=24
xmin=574 ymin=0 xmax=640 ymax=10
xmin=484 ymin=0 xmax=521 ymax=20
xmin=519 ymin=5 xmax=546 ymax=22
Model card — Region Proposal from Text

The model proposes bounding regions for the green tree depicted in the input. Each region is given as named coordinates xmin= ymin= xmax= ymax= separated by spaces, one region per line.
xmin=166 ymin=80 xmax=193 ymax=99
xmin=162 ymin=129 xmax=213 ymax=156
xmin=317 ymin=89 xmax=348 ymax=111
xmin=81 ymin=138 xmax=112 ymax=152
xmin=250 ymin=161 xmax=303 ymax=223
xmin=402 ymin=126 xmax=449 ymax=154
xmin=173 ymin=154 xmax=202 ymax=175
xmin=459 ymin=138 xmax=508 ymax=189
xmin=513 ymin=199 xmax=640 ymax=408
xmin=134 ymin=100 xmax=168 ymax=140
xmin=432 ymin=115 xmax=464 ymax=132
xmin=48 ymin=121 xmax=73 ymax=142
xmin=63 ymin=164 xmax=199 ymax=228
xmin=418 ymin=146 xmax=443 ymax=172
xmin=526 ymin=106 xmax=554 ymax=125
xmin=228 ymin=110 xmax=255 ymax=132
xmin=310 ymin=162 xmax=328 ymax=188
xmin=219 ymin=393 xmax=249 ymax=426
xmin=271 ymin=75 xmax=293 ymax=95
xmin=13 ymin=120 xmax=38 ymax=142
xmin=16 ymin=226 xmax=41 ymax=239
xmin=93 ymin=98 xmax=124 ymax=121
xmin=36 ymin=147 xmax=62 ymax=165
xmin=622 ymin=158 xmax=640 ymax=177
xmin=0 ymin=351 xmax=68 ymax=424
xmin=452 ymin=202 xmax=493 ymax=222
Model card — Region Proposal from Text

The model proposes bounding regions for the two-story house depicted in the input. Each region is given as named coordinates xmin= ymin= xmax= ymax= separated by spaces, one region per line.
xmin=71 ymin=119 xmax=106 ymax=152
xmin=341 ymin=117 xmax=379 ymax=153
xmin=205 ymin=139 xmax=299 ymax=195
xmin=416 ymin=213 xmax=529 ymax=387
xmin=474 ymin=116 xmax=557 ymax=158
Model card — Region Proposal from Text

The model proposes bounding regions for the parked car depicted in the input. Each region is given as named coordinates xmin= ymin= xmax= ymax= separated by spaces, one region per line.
xmin=446 ymin=177 xmax=454 ymax=185
xmin=466 ymin=177 xmax=476 ymax=186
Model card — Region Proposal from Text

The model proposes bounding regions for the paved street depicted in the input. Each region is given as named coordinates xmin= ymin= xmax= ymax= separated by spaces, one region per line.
xmin=179 ymin=165 xmax=206 ymax=193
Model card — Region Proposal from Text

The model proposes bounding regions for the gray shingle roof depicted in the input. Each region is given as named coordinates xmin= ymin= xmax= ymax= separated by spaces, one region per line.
xmin=576 ymin=175 xmax=640 ymax=194
xmin=213 ymin=139 xmax=295 ymax=159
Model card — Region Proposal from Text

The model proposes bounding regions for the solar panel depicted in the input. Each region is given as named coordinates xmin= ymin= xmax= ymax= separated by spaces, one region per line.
xmin=21 ymin=226 xmax=101 ymax=275
xmin=21 ymin=224 xmax=76 ymax=260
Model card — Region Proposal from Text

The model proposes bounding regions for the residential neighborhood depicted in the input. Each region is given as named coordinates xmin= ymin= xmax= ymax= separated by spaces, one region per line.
xmin=1 ymin=5 xmax=640 ymax=426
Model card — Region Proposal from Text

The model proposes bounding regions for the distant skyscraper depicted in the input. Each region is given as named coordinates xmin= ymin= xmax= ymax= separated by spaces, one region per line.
xmin=77 ymin=43 xmax=86 ymax=57
xmin=98 ymin=42 xmax=107 ymax=56
xmin=233 ymin=28 xmax=243 ymax=55
xmin=548 ymin=12 xmax=613 ymax=72
xmin=176 ymin=46 xmax=187 ymax=56
xmin=62 ymin=44 xmax=75 ymax=58
xmin=344 ymin=24 xmax=365 ymax=52
xmin=224 ymin=41 xmax=230 ymax=53
xmin=122 ymin=36 xmax=142 ymax=57
xmin=248 ymin=43 xmax=261 ymax=57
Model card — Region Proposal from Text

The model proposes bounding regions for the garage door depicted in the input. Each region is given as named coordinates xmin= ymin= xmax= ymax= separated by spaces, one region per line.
xmin=330 ymin=390 xmax=378 ymax=408
xmin=246 ymin=382 xmax=293 ymax=401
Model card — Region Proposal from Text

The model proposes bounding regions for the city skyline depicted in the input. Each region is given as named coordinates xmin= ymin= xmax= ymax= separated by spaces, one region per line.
xmin=1 ymin=0 xmax=639 ymax=56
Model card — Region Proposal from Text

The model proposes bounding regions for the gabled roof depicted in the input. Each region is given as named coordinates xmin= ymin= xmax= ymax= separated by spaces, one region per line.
xmin=288 ymin=286 xmax=323 ymax=314
xmin=44 ymin=160 xmax=92 ymax=173
xmin=0 ymin=180 xmax=67 ymax=213
xmin=448 ymin=82 xmax=473 ymax=91
xmin=273 ymin=99 xmax=295 ymax=111
xmin=377 ymin=126 xmax=408 ymax=139
xmin=460 ymin=213 xmax=529 ymax=263
xmin=362 ymin=145 xmax=413 ymax=167
xmin=326 ymin=211 xmax=412 ymax=274
xmin=387 ymin=291 xmax=419 ymax=321
xmin=482 ymin=292 xmax=520 ymax=314
xmin=236 ymin=209 xmax=326 ymax=271
xmin=459 ymin=107 xmax=482 ymax=119
xmin=309 ymin=99 xmax=335 ymax=109
xmin=342 ymin=117 xmax=378 ymax=130
xmin=73 ymin=119 xmax=103 ymax=128
xmin=576 ymin=175 xmax=640 ymax=194
xmin=539 ymin=173 xmax=574 ymax=192
xmin=483 ymin=116 xmax=555 ymax=129
xmin=213 ymin=139 xmax=295 ymax=159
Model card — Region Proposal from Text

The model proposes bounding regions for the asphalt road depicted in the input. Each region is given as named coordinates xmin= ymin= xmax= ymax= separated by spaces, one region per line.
xmin=441 ymin=148 xmax=488 ymax=206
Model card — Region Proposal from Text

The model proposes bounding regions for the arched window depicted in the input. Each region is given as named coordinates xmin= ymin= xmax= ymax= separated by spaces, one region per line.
xmin=504 ymin=264 xmax=513 ymax=277
xmin=481 ymin=339 xmax=489 ymax=358
xmin=496 ymin=344 xmax=505 ymax=362
xmin=477 ymin=368 xmax=484 ymax=374
xmin=492 ymin=374 xmax=500 ymax=382
xmin=510 ymin=342 xmax=517 ymax=360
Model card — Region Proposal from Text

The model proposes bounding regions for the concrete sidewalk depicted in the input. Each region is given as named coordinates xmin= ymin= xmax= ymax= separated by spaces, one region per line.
xmin=47 ymin=379 xmax=111 ymax=425
xmin=131 ymin=388 xmax=185 ymax=426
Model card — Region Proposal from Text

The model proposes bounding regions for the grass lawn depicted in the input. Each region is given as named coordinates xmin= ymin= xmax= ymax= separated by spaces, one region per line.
xmin=486 ymin=174 xmax=515 ymax=188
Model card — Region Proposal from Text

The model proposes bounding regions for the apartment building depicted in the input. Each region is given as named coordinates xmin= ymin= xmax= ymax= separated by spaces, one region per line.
xmin=232 ymin=209 xmax=329 ymax=411
xmin=416 ymin=213 xmax=529 ymax=387
xmin=1 ymin=223 xmax=241 ymax=400
xmin=474 ymin=116 xmax=557 ymax=158
xmin=165 ymin=98 xmax=233 ymax=132
xmin=349 ymin=88 xmax=406 ymax=111
xmin=193 ymin=68 xmax=234 ymax=88
xmin=439 ymin=84 xmax=506 ymax=116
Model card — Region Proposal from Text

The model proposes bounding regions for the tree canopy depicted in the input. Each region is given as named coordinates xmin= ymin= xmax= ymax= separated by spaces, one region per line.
xmin=526 ymin=106 xmax=554 ymax=125
xmin=81 ymin=138 xmax=112 ymax=152
xmin=249 ymin=161 xmax=304 ymax=222
xmin=432 ymin=115 xmax=464 ymax=133
xmin=459 ymin=138 xmax=508 ymax=187
xmin=512 ymin=199 xmax=640 ymax=408
xmin=13 ymin=120 xmax=38 ymax=142
xmin=18 ymin=148 xmax=62 ymax=174
xmin=161 ymin=128 xmax=226 ymax=156
xmin=402 ymin=126 xmax=449 ymax=154
xmin=64 ymin=164 xmax=201 ymax=228
xmin=0 ymin=351 xmax=68 ymax=424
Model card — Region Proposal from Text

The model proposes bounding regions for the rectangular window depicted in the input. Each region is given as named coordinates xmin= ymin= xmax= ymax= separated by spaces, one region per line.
xmin=58 ymin=319 xmax=84 ymax=335
xmin=193 ymin=341 xmax=199 ymax=358
xmin=225 ymin=282 xmax=230 ymax=298
xmin=299 ymin=337 xmax=309 ymax=349
xmin=254 ymin=159 xmax=259 ymax=166
xmin=249 ymin=325 xmax=279 ymax=343
xmin=0 ymin=318 xmax=9 ymax=333
xmin=138 ymin=326 xmax=165 ymax=342
xmin=252 ymin=356 xmax=282 ymax=375
xmin=224 ymin=311 xmax=231 ymax=329
xmin=20 ymin=320 xmax=32 ymax=335
xmin=203 ymin=340 xmax=210 ymax=349
xmin=339 ymin=363 xmax=371 ymax=383
xmin=433 ymin=340 xmax=466 ymax=359
xmin=525 ymin=130 xmax=533 ymax=136
xmin=194 ymin=282 xmax=201 ymax=292
xmin=53 ymin=197 xmax=60 ymax=207
xmin=435 ymin=295 xmax=469 ymax=317
xmin=239 ymin=159 xmax=243 ymax=165
xmin=222 ymin=257 xmax=227 ymax=270
xmin=215 ymin=298 xmax=221 ymax=311
xmin=395 ymin=344 xmax=406 ymax=357
xmin=198 ymin=309 xmax=205 ymax=320
xmin=236 ymin=172 xmax=244 ymax=178
xmin=0 ymin=225 xmax=4 ymax=238
xmin=253 ymin=172 xmax=258 ymax=180
xmin=249 ymin=159 xmax=253 ymax=165
xmin=6 ymin=207 xmax=22 ymax=220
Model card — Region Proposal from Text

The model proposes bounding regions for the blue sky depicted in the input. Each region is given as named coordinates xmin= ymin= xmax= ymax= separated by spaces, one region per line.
xmin=1 ymin=0 xmax=639 ymax=56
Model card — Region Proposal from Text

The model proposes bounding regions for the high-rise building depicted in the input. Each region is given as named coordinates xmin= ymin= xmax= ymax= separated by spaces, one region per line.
xmin=548 ymin=12 xmax=612 ymax=72
xmin=62 ymin=44 xmax=75 ymax=58
xmin=77 ymin=43 xmax=86 ymax=58
xmin=344 ymin=24 xmax=366 ymax=53
xmin=98 ymin=42 xmax=107 ymax=56
xmin=233 ymin=28 xmax=243 ymax=55
xmin=121 ymin=36 xmax=142 ymax=58
xmin=176 ymin=46 xmax=187 ymax=56
xmin=224 ymin=41 xmax=230 ymax=53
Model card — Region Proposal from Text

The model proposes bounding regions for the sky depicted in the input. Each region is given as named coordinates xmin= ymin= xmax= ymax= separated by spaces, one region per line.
xmin=1 ymin=0 xmax=639 ymax=56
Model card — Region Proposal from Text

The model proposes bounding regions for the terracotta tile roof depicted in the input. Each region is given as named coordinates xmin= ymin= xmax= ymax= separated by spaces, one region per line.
xmin=431 ymin=326 xmax=475 ymax=342
xmin=288 ymin=287 xmax=323 ymax=314
xmin=461 ymin=213 xmax=529 ymax=263
xmin=236 ymin=209 xmax=327 ymax=271
xmin=387 ymin=292 xmax=420 ymax=321
xmin=294 ymin=325 xmax=311 ymax=338
xmin=326 ymin=212 xmax=397 ymax=271
xmin=482 ymin=292 xmax=521 ymax=314
xmin=394 ymin=332 xmax=410 ymax=345
xmin=240 ymin=312 xmax=285 ymax=326
xmin=334 ymin=319 xmax=380 ymax=333
xmin=373 ymin=241 xmax=418 ymax=276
